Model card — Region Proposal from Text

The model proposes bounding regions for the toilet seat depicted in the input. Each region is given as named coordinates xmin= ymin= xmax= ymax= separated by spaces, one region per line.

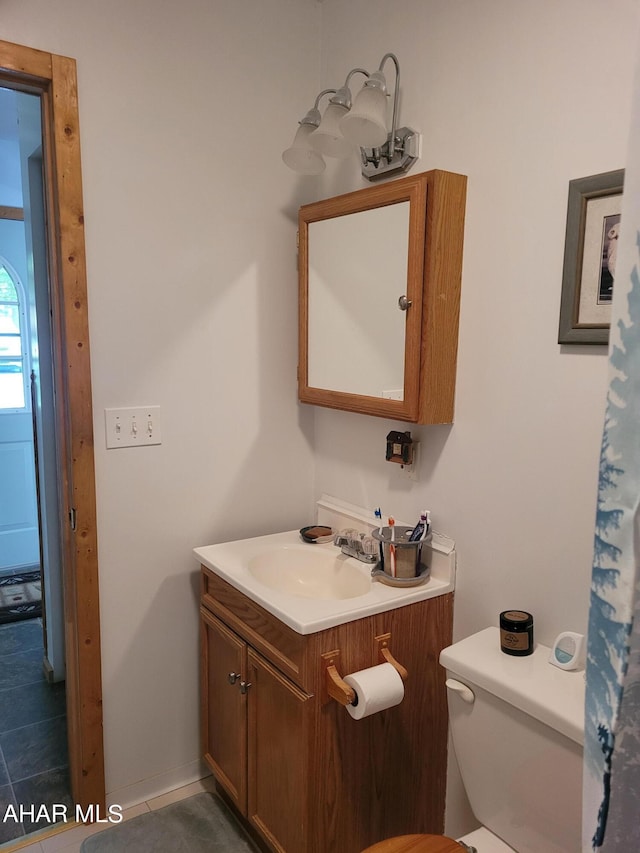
xmin=360 ymin=834 xmax=466 ymax=852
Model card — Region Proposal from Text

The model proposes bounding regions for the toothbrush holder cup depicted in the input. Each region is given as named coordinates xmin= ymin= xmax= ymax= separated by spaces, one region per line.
xmin=371 ymin=526 xmax=432 ymax=586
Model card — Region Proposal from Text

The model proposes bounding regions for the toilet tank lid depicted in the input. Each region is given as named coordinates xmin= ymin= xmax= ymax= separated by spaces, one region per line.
xmin=439 ymin=627 xmax=584 ymax=745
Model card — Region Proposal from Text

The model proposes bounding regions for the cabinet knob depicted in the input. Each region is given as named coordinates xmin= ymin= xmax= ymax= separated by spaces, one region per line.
xmin=239 ymin=681 xmax=252 ymax=694
xmin=398 ymin=295 xmax=412 ymax=311
xmin=228 ymin=672 xmax=240 ymax=685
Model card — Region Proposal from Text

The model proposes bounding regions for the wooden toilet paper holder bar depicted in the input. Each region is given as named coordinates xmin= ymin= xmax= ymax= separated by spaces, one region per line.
xmin=321 ymin=635 xmax=408 ymax=707
xmin=376 ymin=633 xmax=409 ymax=682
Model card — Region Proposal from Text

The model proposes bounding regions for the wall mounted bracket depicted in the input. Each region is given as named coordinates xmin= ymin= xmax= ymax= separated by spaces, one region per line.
xmin=361 ymin=127 xmax=420 ymax=181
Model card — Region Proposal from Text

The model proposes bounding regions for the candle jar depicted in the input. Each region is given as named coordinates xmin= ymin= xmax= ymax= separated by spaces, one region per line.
xmin=500 ymin=610 xmax=534 ymax=656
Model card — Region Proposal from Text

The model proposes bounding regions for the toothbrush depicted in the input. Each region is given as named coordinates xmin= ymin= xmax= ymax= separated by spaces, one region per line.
xmin=409 ymin=511 xmax=428 ymax=542
xmin=388 ymin=517 xmax=396 ymax=577
xmin=374 ymin=507 xmax=383 ymax=536
xmin=420 ymin=510 xmax=431 ymax=542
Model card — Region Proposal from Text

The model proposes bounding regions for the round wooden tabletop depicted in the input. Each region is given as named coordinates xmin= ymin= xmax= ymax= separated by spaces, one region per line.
xmin=361 ymin=834 xmax=466 ymax=853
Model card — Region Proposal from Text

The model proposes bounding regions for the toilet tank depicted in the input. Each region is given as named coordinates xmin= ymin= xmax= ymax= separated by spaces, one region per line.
xmin=440 ymin=627 xmax=584 ymax=853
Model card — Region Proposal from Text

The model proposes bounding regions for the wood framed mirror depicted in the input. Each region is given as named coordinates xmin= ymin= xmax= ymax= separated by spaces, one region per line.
xmin=298 ymin=170 xmax=467 ymax=424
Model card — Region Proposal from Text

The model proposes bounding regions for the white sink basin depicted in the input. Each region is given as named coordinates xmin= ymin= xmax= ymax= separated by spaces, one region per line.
xmin=194 ymin=529 xmax=455 ymax=635
xmin=247 ymin=546 xmax=370 ymax=600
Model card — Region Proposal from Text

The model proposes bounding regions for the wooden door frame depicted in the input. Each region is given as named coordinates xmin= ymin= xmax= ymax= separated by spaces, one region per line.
xmin=0 ymin=39 xmax=105 ymax=809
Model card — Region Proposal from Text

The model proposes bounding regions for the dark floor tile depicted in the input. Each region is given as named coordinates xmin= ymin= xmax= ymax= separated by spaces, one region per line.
xmin=0 ymin=748 xmax=8 ymax=786
xmin=0 ymin=715 xmax=68 ymax=782
xmin=0 ymin=783 xmax=23 ymax=844
xmin=12 ymin=766 xmax=74 ymax=835
xmin=0 ymin=646 xmax=44 ymax=691
xmin=0 ymin=680 xmax=66 ymax=734
xmin=0 ymin=620 xmax=43 ymax=657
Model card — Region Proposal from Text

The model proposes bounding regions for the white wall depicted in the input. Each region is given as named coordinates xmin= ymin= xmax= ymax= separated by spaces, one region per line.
xmin=313 ymin=0 xmax=639 ymax=644
xmin=1 ymin=0 xmax=321 ymax=802
xmin=312 ymin=0 xmax=640 ymax=835
xmin=2 ymin=0 xmax=640 ymax=831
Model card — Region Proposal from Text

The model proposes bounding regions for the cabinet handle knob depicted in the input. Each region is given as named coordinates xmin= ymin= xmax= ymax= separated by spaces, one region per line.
xmin=398 ymin=295 xmax=412 ymax=311
xmin=239 ymin=681 xmax=252 ymax=694
xmin=228 ymin=672 xmax=240 ymax=685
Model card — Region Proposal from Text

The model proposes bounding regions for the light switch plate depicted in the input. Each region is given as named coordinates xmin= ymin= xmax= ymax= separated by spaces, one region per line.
xmin=105 ymin=406 xmax=162 ymax=449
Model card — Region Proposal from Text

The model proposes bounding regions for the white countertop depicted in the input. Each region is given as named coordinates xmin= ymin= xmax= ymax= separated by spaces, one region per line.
xmin=194 ymin=529 xmax=455 ymax=635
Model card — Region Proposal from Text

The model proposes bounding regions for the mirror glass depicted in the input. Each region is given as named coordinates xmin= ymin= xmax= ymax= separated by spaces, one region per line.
xmin=307 ymin=202 xmax=410 ymax=399
xmin=299 ymin=173 xmax=428 ymax=421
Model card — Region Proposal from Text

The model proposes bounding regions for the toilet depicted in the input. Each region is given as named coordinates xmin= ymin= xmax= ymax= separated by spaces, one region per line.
xmin=363 ymin=626 xmax=584 ymax=853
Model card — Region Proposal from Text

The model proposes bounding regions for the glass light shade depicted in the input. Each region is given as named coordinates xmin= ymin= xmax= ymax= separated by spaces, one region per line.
xmin=309 ymin=103 xmax=353 ymax=159
xmin=282 ymin=124 xmax=326 ymax=175
xmin=340 ymin=84 xmax=388 ymax=148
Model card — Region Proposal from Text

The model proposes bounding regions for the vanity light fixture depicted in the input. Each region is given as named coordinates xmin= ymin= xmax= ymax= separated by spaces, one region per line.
xmin=282 ymin=89 xmax=335 ymax=175
xmin=282 ymin=53 xmax=420 ymax=181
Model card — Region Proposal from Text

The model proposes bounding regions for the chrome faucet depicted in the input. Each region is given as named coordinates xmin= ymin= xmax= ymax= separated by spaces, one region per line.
xmin=334 ymin=530 xmax=379 ymax=564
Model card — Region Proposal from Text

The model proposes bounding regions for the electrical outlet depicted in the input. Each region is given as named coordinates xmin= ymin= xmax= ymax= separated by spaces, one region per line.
xmin=105 ymin=406 xmax=162 ymax=449
xmin=402 ymin=441 xmax=420 ymax=481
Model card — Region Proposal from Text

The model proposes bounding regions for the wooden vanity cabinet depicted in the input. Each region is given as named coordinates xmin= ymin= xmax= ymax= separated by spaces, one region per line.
xmin=200 ymin=566 xmax=454 ymax=853
xmin=201 ymin=606 xmax=311 ymax=851
xmin=247 ymin=649 xmax=313 ymax=852
xmin=201 ymin=608 xmax=247 ymax=813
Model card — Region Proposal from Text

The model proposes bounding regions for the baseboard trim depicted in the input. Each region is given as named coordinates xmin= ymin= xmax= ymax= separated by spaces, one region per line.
xmin=106 ymin=759 xmax=212 ymax=810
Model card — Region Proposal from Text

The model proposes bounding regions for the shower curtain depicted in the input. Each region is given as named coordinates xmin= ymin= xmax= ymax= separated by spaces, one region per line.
xmin=584 ymin=50 xmax=640 ymax=853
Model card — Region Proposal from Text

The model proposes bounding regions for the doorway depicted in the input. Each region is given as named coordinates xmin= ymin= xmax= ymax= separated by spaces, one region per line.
xmin=0 ymin=37 xmax=105 ymax=828
xmin=0 ymin=88 xmax=65 ymax=677
xmin=0 ymin=84 xmax=73 ymax=845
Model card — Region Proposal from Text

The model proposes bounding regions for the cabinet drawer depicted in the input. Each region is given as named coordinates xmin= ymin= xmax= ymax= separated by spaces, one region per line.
xmin=201 ymin=567 xmax=310 ymax=689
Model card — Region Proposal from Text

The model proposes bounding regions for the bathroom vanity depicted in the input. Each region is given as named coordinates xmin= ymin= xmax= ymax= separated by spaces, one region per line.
xmin=197 ymin=521 xmax=455 ymax=853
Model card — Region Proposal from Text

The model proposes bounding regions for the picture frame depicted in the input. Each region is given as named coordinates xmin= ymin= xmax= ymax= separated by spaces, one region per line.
xmin=558 ymin=169 xmax=624 ymax=345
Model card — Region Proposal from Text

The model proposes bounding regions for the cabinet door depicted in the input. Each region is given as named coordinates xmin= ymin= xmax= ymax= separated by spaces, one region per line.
xmin=247 ymin=648 xmax=313 ymax=853
xmin=200 ymin=608 xmax=247 ymax=814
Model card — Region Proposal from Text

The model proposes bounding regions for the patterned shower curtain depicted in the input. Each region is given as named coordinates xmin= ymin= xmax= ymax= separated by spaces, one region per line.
xmin=583 ymin=52 xmax=640 ymax=853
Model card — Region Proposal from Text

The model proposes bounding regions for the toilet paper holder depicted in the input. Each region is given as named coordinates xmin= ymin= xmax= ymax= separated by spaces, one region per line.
xmin=322 ymin=634 xmax=409 ymax=707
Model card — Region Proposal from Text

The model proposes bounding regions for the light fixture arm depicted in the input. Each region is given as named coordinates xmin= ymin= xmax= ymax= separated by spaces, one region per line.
xmin=299 ymin=89 xmax=337 ymax=127
xmin=378 ymin=52 xmax=400 ymax=154
xmin=313 ymin=89 xmax=337 ymax=111
xmin=328 ymin=69 xmax=369 ymax=110
xmin=344 ymin=67 xmax=370 ymax=87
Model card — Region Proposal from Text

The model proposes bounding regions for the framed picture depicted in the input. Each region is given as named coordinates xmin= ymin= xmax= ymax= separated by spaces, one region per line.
xmin=558 ymin=169 xmax=624 ymax=345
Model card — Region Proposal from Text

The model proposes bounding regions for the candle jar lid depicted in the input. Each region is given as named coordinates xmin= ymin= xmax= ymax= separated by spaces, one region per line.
xmin=500 ymin=610 xmax=533 ymax=630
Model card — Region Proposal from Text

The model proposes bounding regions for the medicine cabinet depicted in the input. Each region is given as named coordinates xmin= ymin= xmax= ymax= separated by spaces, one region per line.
xmin=298 ymin=169 xmax=466 ymax=423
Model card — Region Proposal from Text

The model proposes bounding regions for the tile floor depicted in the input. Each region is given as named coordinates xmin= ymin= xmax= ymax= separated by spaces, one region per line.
xmin=7 ymin=776 xmax=220 ymax=853
xmin=0 ymin=622 xmax=241 ymax=852
xmin=0 ymin=619 xmax=71 ymax=847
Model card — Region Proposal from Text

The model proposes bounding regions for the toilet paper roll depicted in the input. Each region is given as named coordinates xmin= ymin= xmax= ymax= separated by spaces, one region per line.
xmin=344 ymin=662 xmax=405 ymax=720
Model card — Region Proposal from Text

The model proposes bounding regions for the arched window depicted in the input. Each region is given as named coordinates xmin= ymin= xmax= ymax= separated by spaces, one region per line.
xmin=0 ymin=260 xmax=28 ymax=410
